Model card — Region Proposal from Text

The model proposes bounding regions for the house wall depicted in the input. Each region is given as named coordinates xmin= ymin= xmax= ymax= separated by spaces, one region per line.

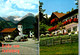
xmin=1 ymin=30 xmax=19 ymax=40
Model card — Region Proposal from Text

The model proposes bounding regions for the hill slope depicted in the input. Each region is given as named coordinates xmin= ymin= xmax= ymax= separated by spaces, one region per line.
xmin=18 ymin=16 xmax=36 ymax=30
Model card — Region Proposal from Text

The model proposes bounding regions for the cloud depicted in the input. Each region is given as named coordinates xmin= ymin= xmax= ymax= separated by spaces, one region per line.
xmin=44 ymin=15 xmax=51 ymax=18
xmin=14 ymin=18 xmax=22 ymax=21
xmin=10 ymin=0 xmax=38 ymax=5
xmin=48 ymin=15 xmax=51 ymax=18
xmin=74 ymin=0 xmax=78 ymax=3
xmin=0 ymin=0 xmax=38 ymax=17
xmin=10 ymin=0 xmax=38 ymax=9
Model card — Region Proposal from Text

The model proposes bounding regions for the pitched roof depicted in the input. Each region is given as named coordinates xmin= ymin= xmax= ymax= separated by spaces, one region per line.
xmin=53 ymin=12 xmax=65 ymax=18
xmin=60 ymin=9 xmax=78 ymax=19
xmin=1 ymin=28 xmax=16 ymax=33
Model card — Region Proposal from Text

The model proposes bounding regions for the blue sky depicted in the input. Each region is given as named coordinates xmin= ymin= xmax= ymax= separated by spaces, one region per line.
xmin=40 ymin=0 xmax=77 ymax=15
xmin=0 ymin=0 xmax=39 ymax=17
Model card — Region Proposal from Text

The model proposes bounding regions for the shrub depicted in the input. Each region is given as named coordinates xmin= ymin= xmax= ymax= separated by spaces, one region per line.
xmin=71 ymin=34 xmax=78 ymax=37
xmin=40 ymin=34 xmax=45 ymax=38
xmin=58 ymin=33 xmax=62 ymax=35
xmin=0 ymin=37 xmax=4 ymax=41
xmin=62 ymin=26 xmax=65 ymax=29
xmin=71 ymin=31 xmax=75 ymax=34
xmin=46 ymin=34 xmax=50 ymax=37
xmin=40 ymin=36 xmax=43 ymax=38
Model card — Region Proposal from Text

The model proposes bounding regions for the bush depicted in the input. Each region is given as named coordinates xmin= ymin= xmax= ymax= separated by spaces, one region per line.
xmin=71 ymin=34 xmax=78 ymax=37
xmin=0 ymin=35 xmax=4 ymax=41
xmin=62 ymin=26 xmax=65 ymax=29
xmin=46 ymin=34 xmax=50 ymax=37
xmin=40 ymin=34 xmax=45 ymax=38
xmin=40 ymin=23 xmax=47 ymax=34
xmin=0 ymin=37 xmax=4 ymax=41
xmin=40 ymin=36 xmax=44 ymax=38
xmin=14 ymin=36 xmax=21 ymax=41
xmin=71 ymin=31 xmax=75 ymax=34
xmin=58 ymin=33 xmax=62 ymax=35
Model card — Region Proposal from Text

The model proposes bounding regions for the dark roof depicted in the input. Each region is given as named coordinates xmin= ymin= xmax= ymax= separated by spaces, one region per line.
xmin=60 ymin=9 xmax=78 ymax=20
xmin=53 ymin=12 xmax=65 ymax=18
xmin=1 ymin=28 xmax=16 ymax=33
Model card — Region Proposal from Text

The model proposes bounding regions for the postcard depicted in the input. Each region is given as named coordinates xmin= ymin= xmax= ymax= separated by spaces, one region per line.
xmin=39 ymin=0 xmax=78 ymax=55
xmin=0 ymin=0 xmax=39 ymax=55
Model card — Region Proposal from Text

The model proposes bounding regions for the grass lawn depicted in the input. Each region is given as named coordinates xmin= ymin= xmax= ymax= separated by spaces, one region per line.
xmin=40 ymin=42 xmax=78 ymax=55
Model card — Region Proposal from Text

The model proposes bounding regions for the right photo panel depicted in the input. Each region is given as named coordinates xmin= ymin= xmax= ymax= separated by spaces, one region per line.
xmin=39 ymin=0 xmax=78 ymax=55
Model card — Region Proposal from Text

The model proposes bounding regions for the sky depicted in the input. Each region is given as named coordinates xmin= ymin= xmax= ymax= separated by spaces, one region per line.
xmin=40 ymin=0 xmax=77 ymax=16
xmin=0 ymin=0 xmax=39 ymax=17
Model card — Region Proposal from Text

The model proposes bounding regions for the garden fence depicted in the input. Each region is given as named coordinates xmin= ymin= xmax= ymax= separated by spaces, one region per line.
xmin=40 ymin=35 xmax=78 ymax=46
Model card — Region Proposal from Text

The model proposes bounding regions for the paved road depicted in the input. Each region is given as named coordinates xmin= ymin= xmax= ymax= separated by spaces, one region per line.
xmin=0 ymin=38 xmax=39 ymax=55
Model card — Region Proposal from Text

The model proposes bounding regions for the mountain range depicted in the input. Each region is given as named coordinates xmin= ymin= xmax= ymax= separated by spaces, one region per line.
xmin=0 ymin=13 xmax=36 ymax=31
xmin=2 ymin=16 xmax=20 ymax=23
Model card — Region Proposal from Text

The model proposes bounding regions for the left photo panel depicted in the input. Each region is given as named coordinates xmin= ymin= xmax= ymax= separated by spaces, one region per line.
xmin=0 ymin=0 xmax=39 ymax=55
